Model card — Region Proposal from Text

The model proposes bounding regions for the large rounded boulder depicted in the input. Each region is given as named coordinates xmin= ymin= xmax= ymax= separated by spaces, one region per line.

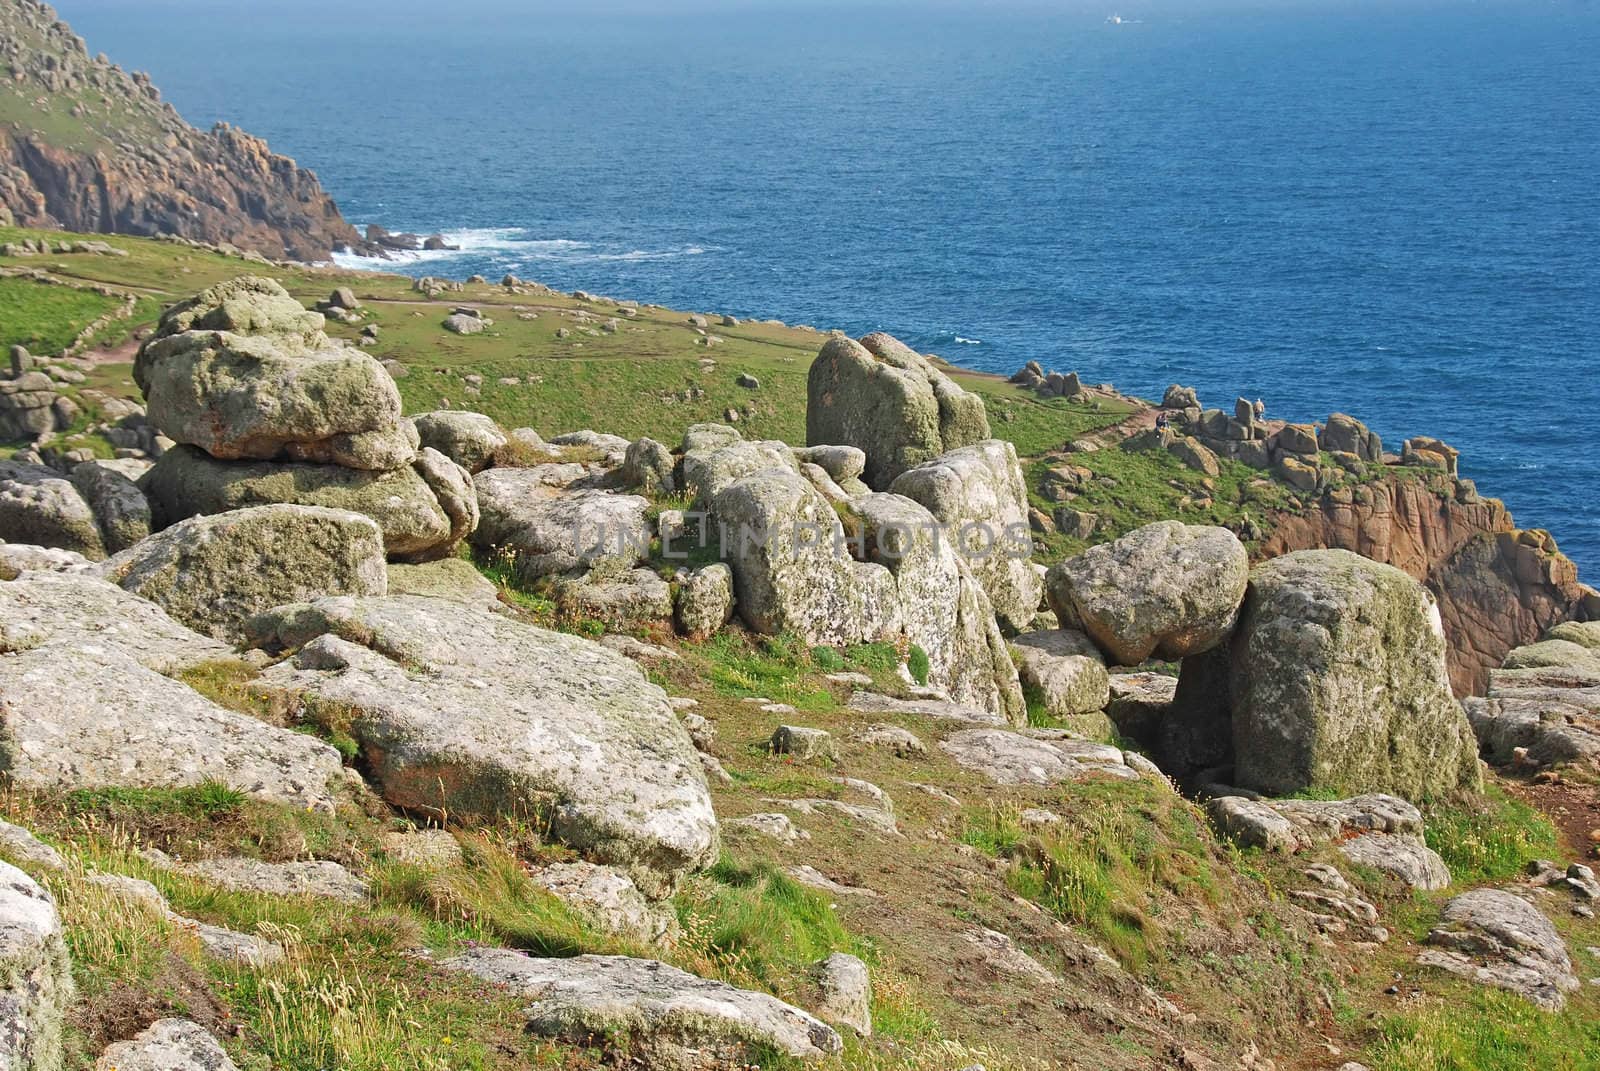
xmin=889 ymin=439 xmax=1041 ymax=633
xmin=412 ymin=410 xmax=507 ymax=474
xmin=133 ymin=277 xmax=416 ymax=470
xmin=1229 ymin=549 xmax=1482 ymax=799
xmin=1044 ymin=521 xmax=1248 ymax=665
xmin=806 ymin=333 xmax=989 ymax=490
xmin=0 ymin=458 xmax=106 ymax=559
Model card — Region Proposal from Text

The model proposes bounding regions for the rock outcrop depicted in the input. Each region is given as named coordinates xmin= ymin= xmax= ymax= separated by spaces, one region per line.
xmin=1418 ymin=890 xmax=1578 ymax=1010
xmin=0 ymin=368 xmax=73 ymax=440
xmin=850 ymin=493 xmax=1025 ymax=722
xmin=675 ymin=563 xmax=734 ymax=640
xmin=472 ymin=473 xmax=649 ymax=579
xmin=0 ymin=1 xmax=365 ymax=260
xmin=1259 ymin=469 xmax=1595 ymax=696
xmin=0 ymin=570 xmax=345 ymax=809
xmin=680 ymin=425 xmax=1023 ymax=720
xmin=529 ymin=861 xmax=678 ymax=944
xmin=806 ymin=332 xmax=989 ymax=490
xmin=0 ymin=860 xmax=71 ymax=1071
xmin=69 ymin=459 xmax=151 ymax=553
xmin=441 ymin=949 xmax=842 ymax=1064
xmin=135 ymin=277 xmax=415 ymax=469
xmin=1206 ymin=794 xmax=1450 ymax=888
xmin=1465 ymin=621 xmax=1600 ymax=771
xmin=142 ymin=445 xmax=474 ymax=562
xmin=889 ymin=438 xmax=1041 ymax=632
xmin=1011 ymin=629 xmax=1111 ymax=719
xmin=939 ymin=729 xmax=1139 ymax=786
xmin=98 ymin=504 xmax=388 ymax=641
xmin=710 ymin=468 xmax=896 ymax=646
xmin=93 ymin=1018 xmax=240 ymax=1071
xmin=0 ymin=457 xmax=106 ymax=558
xmin=412 ymin=410 xmax=506 ymax=474
xmin=249 ymin=595 xmax=717 ymax=896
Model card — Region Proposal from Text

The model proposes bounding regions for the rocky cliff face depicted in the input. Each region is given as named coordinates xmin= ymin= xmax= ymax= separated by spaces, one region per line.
xmin=0 ymin=1 xmax=365 ymax=261
xmin=1260 ymin=471 xmax=1596 ymax=697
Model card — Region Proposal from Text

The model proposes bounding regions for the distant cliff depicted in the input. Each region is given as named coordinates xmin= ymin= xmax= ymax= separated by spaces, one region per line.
xmin=0 ymin=1 xmax=366 ymax=261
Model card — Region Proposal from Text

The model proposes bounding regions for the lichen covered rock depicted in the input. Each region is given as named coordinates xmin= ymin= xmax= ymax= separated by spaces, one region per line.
xmin=93 ymin=1018 xmax=239 ymax=1071
xmin=440 ymin=949 xmax=842 ymax=1064
xmin=0 ymin=458 xmax=105 ymax=559
xmin=472 ymin=473 xmax=650 ymax=579
xmin=69 ymin=460 xmax=151 ymax=554
xmin=0 ymin=861 xmax=71 ymax=1071
xmin=1011 ymin=629 xmax=1111 ymax=718
xmin=134 ymin=277 xmax=417 ymax=470
xmin=411 ymin=410 xmax=507 ymax=473
xmin=850 ymin=493 xmax=1025 ymax=723
xmin=1045 ymin=521 xmax=1248 ymax=665
xmin=99 ymin=504 xmax=387 ymax=641
xmin=711 ymin=469 xmax=897 ymax=647
xmin=140 ymin=445 xmax=473 ymax=562
xmin=806 ymin=332 xmax=989 ymax=490
xmin=250 ymin=595 xmax=717 ymax=895
xmin=675 ymin=563 xmax=734 ymax=639
xmin=1419 ymin=890 xmax=1578 ymax=1009
xmin=889 ymin=439 xmax=1040 ymax=632
xmin=1229 ymin=549 xmax=1482 ymax=799
xmin=0 ymin=573 xmax=343 ymax=810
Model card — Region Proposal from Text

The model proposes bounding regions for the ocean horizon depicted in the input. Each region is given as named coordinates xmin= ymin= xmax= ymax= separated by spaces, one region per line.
xmin=54 ymin=0 xmax=1600 ymax=570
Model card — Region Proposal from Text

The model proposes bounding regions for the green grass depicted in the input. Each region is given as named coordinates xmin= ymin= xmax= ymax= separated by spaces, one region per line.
xmin=1423 ymin=786 xmax=1562 ymax=885
xmin=1365 ymin=986 xmax=1600 ymax=1071
xmin=906 ymin=643 xmax=930 ymax=686
xmin=1028 ymin=444 xmax=1296 ymax=559
xmin=1 ymin=224 xmax=1150 ymax=470
xmin=372 ymin=835 xmax=618 ymax=958
xmin=61 ymin=781 xmax=247 ymax=821
xmin=693 ymin=631 xmax=840 ymax=710
xmin=0 ymin=275 xmax=123 ymax=354
xmin=0 ymin=67 xmax=166 ymax=156
xmin=968 ymin=383 xmax=1136 ymax=456
xmin=963 ymin=782 xmax=1220 ymax=972
xmin=675 ymin=857 xmax=862 ymax=990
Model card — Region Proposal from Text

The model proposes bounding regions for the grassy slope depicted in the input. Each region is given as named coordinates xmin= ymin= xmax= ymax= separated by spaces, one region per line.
xmin=5 ymin=225 xmax=1595 ymax=1069
xmin=0 ymin=275 xmax=122 ymax=353
xmin=0 ymin=225 xmax=1134 ymax=460
xmin=0 ymin=15 xmax=167 ymax=155
xmin=8 ymin=623 xmax=1594 ymax=1071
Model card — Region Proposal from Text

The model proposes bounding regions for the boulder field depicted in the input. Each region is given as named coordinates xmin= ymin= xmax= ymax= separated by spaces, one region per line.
xmin=0 ymin=278 xmax=1596 ymax=1067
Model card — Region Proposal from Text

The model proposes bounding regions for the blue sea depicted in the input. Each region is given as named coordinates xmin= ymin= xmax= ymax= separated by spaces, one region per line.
xmin=58 ymin=1 xmax=1600 ymax=572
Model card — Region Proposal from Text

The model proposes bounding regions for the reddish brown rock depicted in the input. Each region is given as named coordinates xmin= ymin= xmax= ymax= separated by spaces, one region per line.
xmin=1260 ymin=472 xmax=1594 ymax=696
xmin=0 ymin=2 xmax=363 ymax=261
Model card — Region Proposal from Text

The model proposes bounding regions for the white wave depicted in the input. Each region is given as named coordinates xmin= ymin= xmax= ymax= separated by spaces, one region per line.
xmin=332 ymin=226 xmax=712 ymax=273
xmin=954 ymin=335 xmax=983 ymax=345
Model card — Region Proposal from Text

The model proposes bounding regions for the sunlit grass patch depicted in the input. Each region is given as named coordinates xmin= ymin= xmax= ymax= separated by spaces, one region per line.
xmin=1364 ymin=986 xmax=1600 ymax=1071
xmin=1424 ymin=786 xmax=1561 ymax=885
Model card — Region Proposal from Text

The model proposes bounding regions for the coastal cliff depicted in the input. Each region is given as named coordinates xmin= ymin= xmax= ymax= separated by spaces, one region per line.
xmin=1260 ymin=470 xmax=1595 ymax=696
xmin=0 ymin=1 xmax=364 ymax=261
